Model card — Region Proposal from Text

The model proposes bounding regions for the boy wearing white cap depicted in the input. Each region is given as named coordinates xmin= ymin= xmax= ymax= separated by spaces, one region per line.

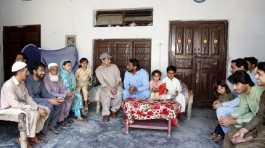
xmin=0 ymin=61 xmax=49 ymax=146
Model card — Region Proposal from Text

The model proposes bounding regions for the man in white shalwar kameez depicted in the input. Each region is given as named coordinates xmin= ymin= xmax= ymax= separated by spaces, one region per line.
xmin=162 ymin=65 xmax=186 ymax=112
xmin=0 ymin=61 xmax=49 ymax=145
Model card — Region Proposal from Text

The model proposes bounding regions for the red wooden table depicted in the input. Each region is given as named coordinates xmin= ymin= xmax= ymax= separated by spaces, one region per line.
xmin=122 ymin=99 xmax=181 ymax=137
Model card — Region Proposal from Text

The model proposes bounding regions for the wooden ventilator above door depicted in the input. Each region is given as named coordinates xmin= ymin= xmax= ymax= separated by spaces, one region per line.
xmin=169 ymin=21 xmax=228 ymax=107
xmin=93 ymin=39 xmax=151 ymax=79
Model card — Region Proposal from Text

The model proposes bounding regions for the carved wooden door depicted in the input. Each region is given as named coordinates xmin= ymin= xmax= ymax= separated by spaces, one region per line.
xmin=133 ymin=40 xmax=151 ymax=74
xmin=169 ymin=21 xmax=228 ymax=106
xmin=113 ymin=40 xmax=133 ymax=79
xmin=93 ymin=40 xmax=114 ymax=71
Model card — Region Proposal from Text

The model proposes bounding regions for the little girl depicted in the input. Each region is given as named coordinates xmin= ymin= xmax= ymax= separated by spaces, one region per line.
xmin=149 ymin=70 xmax=163 ymax=100
xmin=210 ymin=81 xmax=235 ymax=143
xmin=76 ymin=58 xmax=92 ymax=113
xmin=60 ymin=60 xmax=83 ymax=121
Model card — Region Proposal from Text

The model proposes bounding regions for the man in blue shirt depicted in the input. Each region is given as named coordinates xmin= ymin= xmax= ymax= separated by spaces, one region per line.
xmin=26 ymin=63 xmax=64 ymax=135
xmin=123 ymin=59 xmax=150 ymax=100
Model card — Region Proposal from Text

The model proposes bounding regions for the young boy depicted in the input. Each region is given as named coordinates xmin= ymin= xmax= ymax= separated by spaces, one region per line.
xmin=162 ymin=65 xmax=186 ymax=112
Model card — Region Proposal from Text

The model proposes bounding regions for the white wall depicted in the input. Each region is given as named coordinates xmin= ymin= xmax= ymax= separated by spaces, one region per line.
xmin=0 ymin=0 xmax=265 ymax=82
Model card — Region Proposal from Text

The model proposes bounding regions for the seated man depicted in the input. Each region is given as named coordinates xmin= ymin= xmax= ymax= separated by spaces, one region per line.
xmin=223 ymin=62 xmax=265 ymax=148
xmin=0 ymin=61 xmax=49 ymax=145
xmin=227 ymin=58 xmax=249 ymax=92
xmin=162 ymin=65 xmax=186 ymax=113
xmin=123 ymin=59 xmax=150 ymax=100
xmin=95 ymin=52 xmax=122 ymax=122
xmin=43 ymin=63 xmax=74 ymax=126
xmin=26 ymin=63 xmax=64 ymax=134
xmin=216 ymin=97 xmax=240 ymax=134
xmin=244 ymin=57 xmax=258 ymax=85
xmin=220 ymin=70 xmax=265 ymax=147
xmin=216 ymin=58 xmax=249 ymax=134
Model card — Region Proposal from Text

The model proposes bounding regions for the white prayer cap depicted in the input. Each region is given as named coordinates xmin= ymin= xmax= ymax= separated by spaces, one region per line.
xmin=99 ymin=52 xmax=112 ymax=60
xmin=48 ymin=63 xmax=58 ymax=69
xmin=11 ymin=61 xmax=27 ymax=72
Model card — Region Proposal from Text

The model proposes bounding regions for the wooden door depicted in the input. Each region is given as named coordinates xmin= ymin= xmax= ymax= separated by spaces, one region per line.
xmin=169 ymin=21 xmax=228 ymax=106
xmin=3 ymin=25 xmax=41 ymax=80
xmin=113 ymin=40 xmax=133 ymax=78
xmin=93 ymin=39 xmax=151 ymax=79
xmin=133 ymin=40 xmax=151 ymax=74
xmin=93 ymin=40 xmax=115 ymax=71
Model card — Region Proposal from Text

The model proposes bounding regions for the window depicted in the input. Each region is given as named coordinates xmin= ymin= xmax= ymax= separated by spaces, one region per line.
xmin=95 ymin=9 xmax=153 ymax=27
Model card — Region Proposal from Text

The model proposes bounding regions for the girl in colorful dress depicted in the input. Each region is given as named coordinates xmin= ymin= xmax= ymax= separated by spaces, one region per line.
xmin=60 ymin=60 xmax=83 ymax=121
xmin=149 ymin=70 xmax=163 ymax=100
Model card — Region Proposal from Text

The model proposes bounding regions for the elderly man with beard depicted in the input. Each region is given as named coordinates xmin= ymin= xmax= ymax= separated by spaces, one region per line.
xmin=0 ymin=61 xmax=49 ymax=146
xmin=223 ymin=62 xmax=265 ymax=148
xmin=43 ymin=63 xmax=74 ymax=127
xmin=26 ymin=63 xmax=64 ymax=135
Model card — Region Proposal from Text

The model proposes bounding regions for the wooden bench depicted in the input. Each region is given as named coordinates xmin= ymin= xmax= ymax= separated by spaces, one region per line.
xmin=0 ymin=108 xmax=28 ymax=148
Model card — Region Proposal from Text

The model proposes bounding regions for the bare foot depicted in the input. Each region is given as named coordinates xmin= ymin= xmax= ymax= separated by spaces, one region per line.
xmin=29 ymin=137 xmax=41 ymax=145
xmin=75 ymin=117 xmax=84 ymax=121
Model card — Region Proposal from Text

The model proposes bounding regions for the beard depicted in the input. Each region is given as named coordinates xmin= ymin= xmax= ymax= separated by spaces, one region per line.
xmin=127 ymin=68 xmax=133 ymax=72
xmin=37 ymin=74 xmax=45 ymax=80
xmin=49 ymin=74 xmax=59 ymax=82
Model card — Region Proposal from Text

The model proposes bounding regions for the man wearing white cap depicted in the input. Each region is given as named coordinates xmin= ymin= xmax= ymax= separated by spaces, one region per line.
xmin=95 ymin=52 xmax=122 ymax=122
xmin=0 ymin=61 xmax=49 ymax=145
xmin=44 ymin=63 xmax=74 ymax=126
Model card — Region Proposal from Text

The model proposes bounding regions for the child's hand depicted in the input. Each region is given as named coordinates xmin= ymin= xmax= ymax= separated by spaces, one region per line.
xmin=213 ymin=100 xmax=222 ymax=109
xmin=175 ymin=90 xmax=179 ymax=96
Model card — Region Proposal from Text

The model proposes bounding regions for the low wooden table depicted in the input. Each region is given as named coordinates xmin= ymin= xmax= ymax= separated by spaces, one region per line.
xmin=122 ymin=99 xmax=181 ymax=137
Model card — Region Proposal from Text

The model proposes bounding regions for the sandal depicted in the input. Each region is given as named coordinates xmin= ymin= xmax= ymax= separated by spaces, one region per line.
xmin=213 ymin=134 xmax=223 ymax=143
xmin=209 ymin=133 xmax=218 ymax=140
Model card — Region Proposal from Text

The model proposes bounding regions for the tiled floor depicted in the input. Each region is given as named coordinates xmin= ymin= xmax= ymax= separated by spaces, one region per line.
xmin=0 ymin=107 xmax=221 ymax=148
